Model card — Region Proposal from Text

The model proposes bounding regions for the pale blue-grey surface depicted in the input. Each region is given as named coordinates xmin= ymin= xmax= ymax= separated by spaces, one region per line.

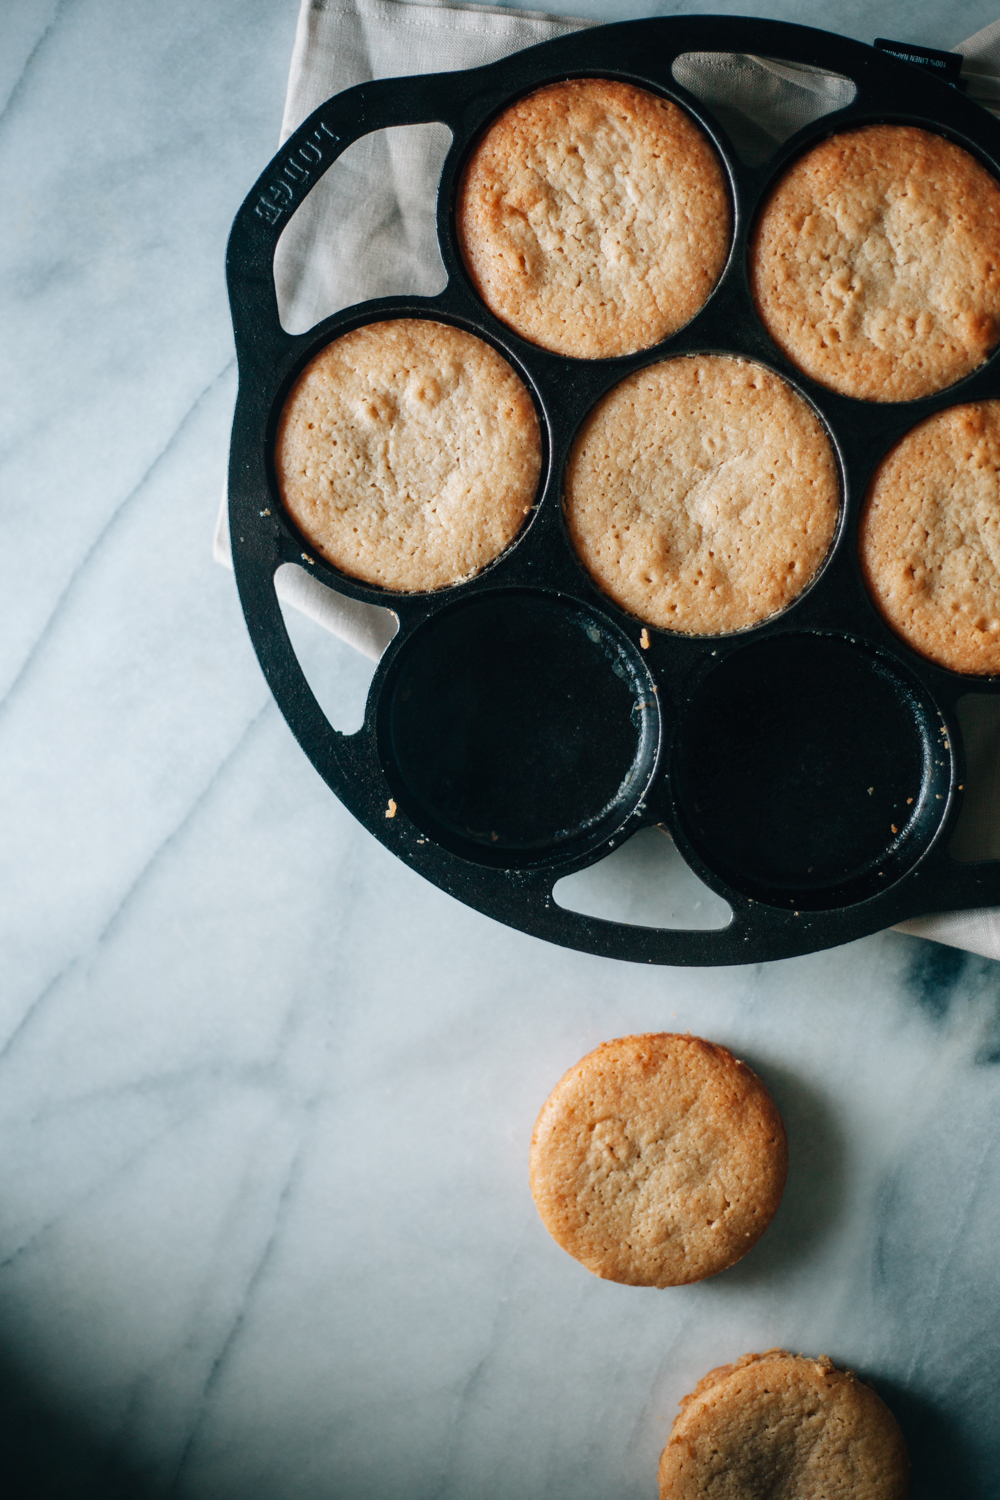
xmin=2 ymin=0 xmax=1000 ymax=1495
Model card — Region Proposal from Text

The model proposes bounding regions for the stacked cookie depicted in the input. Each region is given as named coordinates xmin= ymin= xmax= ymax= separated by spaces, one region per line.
xmin=530 ymin=1034 xmax=910 ymax=1497
xmin=658 ymin=1349 xmax=908 ymax=1499
xmin=529 ymin=1033 xmax=787 ymax=1288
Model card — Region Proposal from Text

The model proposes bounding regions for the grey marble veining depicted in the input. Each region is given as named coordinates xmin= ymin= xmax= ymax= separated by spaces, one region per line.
xmin=3 ymin=0 xmax=1000 ymax=1495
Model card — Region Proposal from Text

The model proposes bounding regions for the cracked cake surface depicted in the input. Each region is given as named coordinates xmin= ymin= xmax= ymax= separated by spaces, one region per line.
xmin=751 ymin=124 xmax=1000 ymax=402
xmin=658 ymin=1349 xmax=910 ymax=1498
xmin=564 ymin=355 xmax=839 ymax=634
xmin=457 ymin=78 xmax=731 ymax=359
xmin=275 ymin=318 xmax=541 ymax=592
xmin=529 ymin=1033 xmax=787 ymax=1287
xmin=860 ymin=399 xmax=1000 ymax=674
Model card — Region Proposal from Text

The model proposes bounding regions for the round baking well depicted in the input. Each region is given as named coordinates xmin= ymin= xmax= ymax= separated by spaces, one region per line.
xmin=749 ymin=123 xmax=1000 ymax=403
xmin=860 ymin=399 xmax=1000 ymax=676
xmin=671 ymin=635 xmax=951 ymax=909
xmin=454 ymin=76 xmax=732 ymax=359
xmin=379 ymin=592 xmax=660 ymax=865
xmin=563 ymin=354 xmax=841 ymax=635
xmin=273 ymin=317 xmax=543 ymax=592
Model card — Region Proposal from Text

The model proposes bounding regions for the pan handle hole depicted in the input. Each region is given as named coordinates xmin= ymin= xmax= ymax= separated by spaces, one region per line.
xmin=275 ymin=563 xmax=397 ymax=734
xmin=671 ymin=53 xmax=856 ymax=166
xmin=553 ymin=827 xmax=732 ymax=930
xmin=274 ymin=123 xmax=452 ymax=334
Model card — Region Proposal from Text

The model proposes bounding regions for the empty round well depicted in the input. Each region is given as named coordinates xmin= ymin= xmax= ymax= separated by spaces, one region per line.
xmin=381 ymin=593 xmax=660 ymax=863
xmin=672 ymin=635 xmax=950 ymax=908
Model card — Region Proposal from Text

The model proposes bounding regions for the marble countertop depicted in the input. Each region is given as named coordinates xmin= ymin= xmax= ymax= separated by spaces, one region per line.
xmin=3 ymin=0 xmax=1000 ymax=1495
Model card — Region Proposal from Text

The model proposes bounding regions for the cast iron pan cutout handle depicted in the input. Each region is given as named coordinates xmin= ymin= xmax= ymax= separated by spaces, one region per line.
xmin=226 ymin=72 xmax=461 ymax=375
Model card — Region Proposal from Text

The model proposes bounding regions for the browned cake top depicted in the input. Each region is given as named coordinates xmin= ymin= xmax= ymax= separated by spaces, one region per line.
xmin=530 ymin=1033 xmax=787 ymax=1288
xmin=658 ymin=1350 xmax=910 ymax=1499
xmin=275 ymin=318 xmax=541 ymax=592
xmin=564 ymin=355 xmax=839 ymax=634
xmin=751 ymin=124 xmax=1000 ymax=402
xmin=457 ymin=78 xmax=731 ymax=358
xmin=860 ymin=400 xmax=1000 ymax=674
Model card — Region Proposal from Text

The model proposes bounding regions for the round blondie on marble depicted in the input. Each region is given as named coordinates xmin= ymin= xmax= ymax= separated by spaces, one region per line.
xmin=564 ymin=355 xmax=839 ymax=634
xmin=456 ymin=78 xmax=730 ymax=359
xmin=751 ymin=124 xmax=1000 ymax=403
xmin=529 ymin=1034 xmax=787 ymax=1288
xmin=658 ymin=1350 xmax=910 ymax=1499
xmin=860 ymin=400 xmax=1000 ymax=674
xmin=275 ymin=319 xmax=542 ymax=592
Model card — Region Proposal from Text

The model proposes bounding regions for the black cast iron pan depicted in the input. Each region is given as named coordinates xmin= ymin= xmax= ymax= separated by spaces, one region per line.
xmin=226 ymin=15 xmax=1000 ymax=965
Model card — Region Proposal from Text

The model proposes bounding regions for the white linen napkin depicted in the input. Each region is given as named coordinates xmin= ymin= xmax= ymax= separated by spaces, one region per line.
xmin=215 ymin=0 xmax=1000 ymax=958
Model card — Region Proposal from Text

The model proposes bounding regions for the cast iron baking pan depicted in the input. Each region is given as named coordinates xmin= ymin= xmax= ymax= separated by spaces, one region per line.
xmin=226 ymin=15 xmax=1000 ymax=965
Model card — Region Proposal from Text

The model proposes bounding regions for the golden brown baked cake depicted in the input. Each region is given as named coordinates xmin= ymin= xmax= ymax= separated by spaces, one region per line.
xmin=275 ymin=318 xmax=541 ymax=592
xmin=457 ymin=78 xmax=730 ymax=359
xmin=751 ymin=124 xmax=1000 ymax=402
xmin=564 ymin=355 xmax=839 ymax=633
xmin=860 ymin=400 xmax=1000 ymax=674
xmin=529 ymin=1034 xmax=787 ymax=1287
xmin=658 ymin=1350 xmax=910 ymax=1499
